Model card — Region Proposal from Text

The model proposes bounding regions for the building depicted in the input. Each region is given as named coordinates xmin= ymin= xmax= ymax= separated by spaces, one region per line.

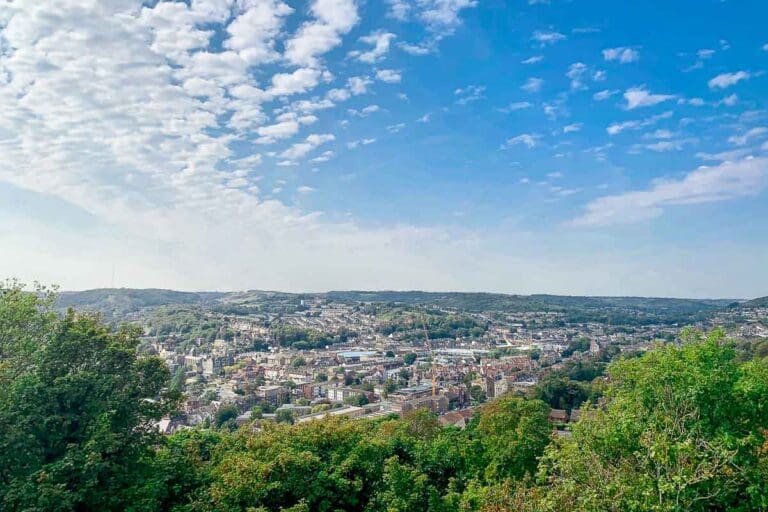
xmin=256 ymin=385 xmax=287 ymax=405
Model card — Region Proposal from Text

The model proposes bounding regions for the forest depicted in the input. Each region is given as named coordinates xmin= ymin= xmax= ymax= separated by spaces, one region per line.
xmin=2 ymin=282 xmax=768 ymax=511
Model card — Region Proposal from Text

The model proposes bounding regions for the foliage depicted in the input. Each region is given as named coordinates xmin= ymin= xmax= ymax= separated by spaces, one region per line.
xmin=0 ymin=281 xmax=179 ymax=511
xmin=518 ymin=328 xmax=768 ymax=511
xmin=270 ymin=325 xmax=355 ymax=350
xmin=4 ymin=285 xmax=768 ymax=512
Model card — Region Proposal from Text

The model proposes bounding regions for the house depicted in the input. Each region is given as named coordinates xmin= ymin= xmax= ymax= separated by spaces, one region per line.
xmin=548 ymin=408 xmax=568 ymax=423
xmin=439 ymin=408 xmax=474 ymax=428
xmin=256 ymin=385 xmax=287 ymax=405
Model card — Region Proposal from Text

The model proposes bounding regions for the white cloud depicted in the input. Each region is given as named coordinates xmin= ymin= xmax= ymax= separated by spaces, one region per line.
xmin=763 ymin=43 xmax=768 ymax=51
xmin=531 ymin=30 xmax=566 ymax=45
xmin=521 ymin=55 xmax=543 ymax=64
xmin=297 ymin=185 xmax=315 ymax=194
xmin=506 ymin=134 xmax=539 ymax=148
xmin=606 ymin=110 xmax=673 ymax=135
xmin=454 ymin=85 xmax=486 ymax=105
xmin=347 ymin=138 xmax=376 ymax=148
xmin=347 ymin=75 xmax=372 ymax=95
xmin=386 ymin=0 xmax=412 ymax=20
xmin=398 ymin=42 xmax=432 ymax=55
xmin=593 ymin=89 xmax=619 ymax=101
xmin=602 ymin=47 xmax=639 ymax=63
xmin=498 ymin=102 xmax=533 ymax=113
xmin=419 ymin=0 xmax=478 ymax=37
xmin=224 ymin=0 xmax=294 ymax=65
xmin=728 ymin=127 xmax=768 ymax=146
xmin=719 ymin=94 xmax=739 ymax=107
xmin=570 ymin=158 xmax=768 ymax=227
xmin=645 ymin=129 xmax=674 ymax=139
xmin=708 ymin=71 xmax=751 ymax=89
xmin=375 ymin=68 xmax=402 ymax=83
xmin=697 ymin=48 xmax=715 ymax=59
xmin=310 ymin=150 xmax=335 ymax=162
xmin=279 ymin=134 xmax=335 ymax=160
xmin=348 ymin=30 xmax=396 ymax=63
xmin=256 ymin=119 xmax=300 ymax=144
xmin=269 ymin=68 xmax=324 ymax=96
xmin=563 ymin=123 xmax=582 ymax=133
xmin=521 ymin=77 xmax=544 ymax=93
xmin=390 ymin=0 xmax=476 ymax=54
xmin=642 ymin=139 xmax=694 ymax=152
xmin=417 ymin=113 xmax=432 ymax=123
xmin=566 ymin=62 xmax=588 ymax=89
xmin=348 ymin=104 xmax=381 ymax=117
xmin=284 ymin=0 xmax=359 ymax=67
xmin=623 ymin=86 xmax=676 ymax=109
xmin=387 ymin=123 xmax=406 ymax=133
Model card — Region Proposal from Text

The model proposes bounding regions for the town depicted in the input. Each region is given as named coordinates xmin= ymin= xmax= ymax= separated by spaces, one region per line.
xmin=66 ymin=290 xmax=766 ymax=434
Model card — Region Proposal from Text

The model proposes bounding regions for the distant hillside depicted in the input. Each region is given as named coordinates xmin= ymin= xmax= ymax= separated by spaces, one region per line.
xmin=741 ymin=296 xmax=768 ymax=308
xmin=56 ymin=288 xmax=741 ymax=326
xmin=325 ymin=290 xmax=731 ymax=312
xmin=57 ymin=288 xmax=226 ymax=320
xmin=324 ymin=291 xmax=734 ymax=325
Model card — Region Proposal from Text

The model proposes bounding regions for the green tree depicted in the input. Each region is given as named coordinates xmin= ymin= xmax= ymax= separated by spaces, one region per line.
xmin=475 ymin=395 xmax=551 ymax=482
xmin=404 ymin=352 xmax=417 ymax=365
xmin=0 ymin=282 xmax=179 ymax=511
xmin=215 ymin=404 xmax=240 ymax=430
xmin=276 ymin=409 xmax=295 ymax=424
xmin=526 ymin=329 xmax=768 ymax=512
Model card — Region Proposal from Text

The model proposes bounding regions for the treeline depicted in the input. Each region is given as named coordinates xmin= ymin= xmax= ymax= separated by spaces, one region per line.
xmin=270 ymin=324 xmax=356 ymax=350
xmin=145 ymin=305 xmax=233 ymax=343
xmin=2 ymin=281 xmax=768 ymax=511
xmin=378 ymin=314 xmax=487 ymax=341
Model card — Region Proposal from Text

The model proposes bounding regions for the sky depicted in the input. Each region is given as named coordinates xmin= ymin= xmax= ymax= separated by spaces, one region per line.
xmin=1 ymin=0 xmax=767 ymax=298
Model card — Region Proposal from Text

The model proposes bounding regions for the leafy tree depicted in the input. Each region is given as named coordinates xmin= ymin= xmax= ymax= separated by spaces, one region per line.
xmin=404 ymin=352 xmax=417 ymax=365
xmin=474 ymin=396 xmax=552 ymax=482
xmin=215 ymin=404 xmax=240 ymax=429
xmin=524 ymin=329 xmax=768 ymax=511
xmin=276 ymin=409 xmax=295 ymax=424
xmin=0 ymin=282 xmax=179 ymax=511
xmin=469 ymin=385 xmax=487 ymax=404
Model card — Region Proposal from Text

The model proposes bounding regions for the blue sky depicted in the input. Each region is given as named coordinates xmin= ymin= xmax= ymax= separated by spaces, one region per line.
xmin=0 ymin=0 xmax=767 ymax=297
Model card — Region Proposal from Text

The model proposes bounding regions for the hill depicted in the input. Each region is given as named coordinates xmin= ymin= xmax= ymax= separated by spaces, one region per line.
xmin=56 ymin=288 xmax=741 ymax=325
xmin=56 ymin=288 xmax=226 ymax=320
xmin=741 ymin=296 xmax=768 ymax=308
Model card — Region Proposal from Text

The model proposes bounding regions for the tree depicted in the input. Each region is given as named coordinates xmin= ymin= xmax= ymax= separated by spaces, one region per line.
xmin=0 ymin=282 xmax=179 ymax=511
xmin=470 ymin=385 xmax=487 ymax=404
xmin=475 ymin=396 xmax=551 ymax=482
xmin=215 ymin=404 xmax=240 ymax=429
xmin=344 ymin=393 xmax=369 ymax=407
xmin=404 ymin=352 xmax=417 ymax=365
xmin=276 ymin=409 xmax=295 ymax=424
xmin=525 ymin=329 xmax=768 ymax=511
